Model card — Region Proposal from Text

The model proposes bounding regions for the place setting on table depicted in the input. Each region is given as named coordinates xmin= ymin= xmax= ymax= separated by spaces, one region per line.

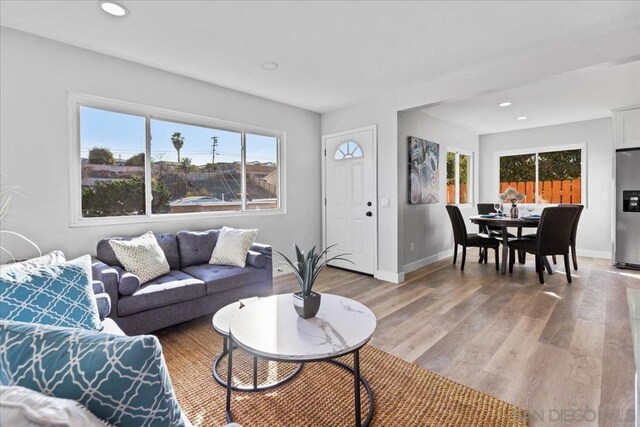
xmin=469 ymin=188 xmax=551 ymax=275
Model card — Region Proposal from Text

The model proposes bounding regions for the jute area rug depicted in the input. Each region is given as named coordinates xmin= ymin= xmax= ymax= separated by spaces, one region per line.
xmin=155 ymin=316 xmax=527 ymax=427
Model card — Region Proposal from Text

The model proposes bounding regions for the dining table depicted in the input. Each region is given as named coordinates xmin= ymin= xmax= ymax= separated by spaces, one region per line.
xmin=469 ymin=214 xmax=552 ymax=275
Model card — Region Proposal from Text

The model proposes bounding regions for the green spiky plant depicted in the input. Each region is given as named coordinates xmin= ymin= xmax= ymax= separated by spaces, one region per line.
xmin=274 ymin=244 xmax=353 ymax=297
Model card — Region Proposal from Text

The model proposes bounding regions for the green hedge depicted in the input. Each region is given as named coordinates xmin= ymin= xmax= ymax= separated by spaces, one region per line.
xmin=82 ymin=178 xmax=170 ymax=217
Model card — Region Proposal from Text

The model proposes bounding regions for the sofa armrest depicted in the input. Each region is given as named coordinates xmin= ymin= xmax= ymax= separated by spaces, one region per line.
xmin=94 ymin=293 xmax=111 ymax=320
xmin=92 ymin=280 xmax=105 ymax=295
xmin=248 ymin=243 xmax=272 ymax=279
xmin=246 ymin=250 xmax=269 ymax=269
xmin=91 ymin=259 xmax=119 ymax=317
xmin=111 ymin=266 xmax=141 ymax=296
xmin=250 ymin=243 xmax=272 ymax=255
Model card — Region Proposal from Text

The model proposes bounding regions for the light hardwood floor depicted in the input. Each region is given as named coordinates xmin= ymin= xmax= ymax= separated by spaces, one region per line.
xmin=273 ymin=252 xmax=637 ymax=426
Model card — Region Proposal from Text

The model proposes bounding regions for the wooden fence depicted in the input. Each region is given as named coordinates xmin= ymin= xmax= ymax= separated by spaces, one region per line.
xmin=499 ymin=179 xmax=581 ymax=204
xmin=446 ymin=183 xmax=469 ymax=204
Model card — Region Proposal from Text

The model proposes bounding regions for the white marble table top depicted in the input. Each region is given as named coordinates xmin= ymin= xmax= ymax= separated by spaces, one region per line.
xmin=229 ymin=293 xmax=377 ymax=361
xmin=212 ymin=298 xmax=260 ymax=336
xmin=212 ymin=301 xmax=241 ymax=336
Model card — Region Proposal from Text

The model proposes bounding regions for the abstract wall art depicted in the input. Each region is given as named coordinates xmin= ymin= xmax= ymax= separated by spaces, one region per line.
xmin=408 ymin=136 xmax=439 ymax=204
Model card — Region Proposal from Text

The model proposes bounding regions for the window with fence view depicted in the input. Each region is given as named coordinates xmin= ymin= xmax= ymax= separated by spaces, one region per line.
xmin=446 ymin=150 xmax=472 ymax=204
xmin=80 ymin=105 xmax=280 ymax=218
xmin=498 ymin=147 xmax=582 ymax=204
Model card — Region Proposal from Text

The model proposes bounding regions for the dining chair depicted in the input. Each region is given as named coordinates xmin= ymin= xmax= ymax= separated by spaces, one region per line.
xmin=508 ymin=206 xmax=578 ymax=284
xmin=446 ymin=205 xmax=500 ymax=271
xmin=523 ymin=204 xmax=583 ymax=270
xmin=477 ymin=203 xmax=515 ymax=263
xmin=558 ymin=204 xmax=584 ymax=270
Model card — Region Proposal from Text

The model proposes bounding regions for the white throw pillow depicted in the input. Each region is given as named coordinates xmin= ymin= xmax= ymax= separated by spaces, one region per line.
xmin=109 ymin=231 xmax=170 ymax=284
xmin=209 ymin=227 xmax=257 ymax=267
xmin=0 ymin=385 xmax=108 ymax=427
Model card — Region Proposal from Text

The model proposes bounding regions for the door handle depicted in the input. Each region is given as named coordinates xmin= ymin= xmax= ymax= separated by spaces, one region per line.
xmin=366 ymin=211 xmax=373 ymax=217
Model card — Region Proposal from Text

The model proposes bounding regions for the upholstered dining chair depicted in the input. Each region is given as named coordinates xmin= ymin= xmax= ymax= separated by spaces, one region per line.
xmin=476 ymin=203 xmax=515 ymax=263
xmin=508 ymin=206 xmax=578 ymax=284
xmin=523 ymin=204 xmax=583 ymax=270
xmin=446 ymin=205 xmax=500 ymax=271
xmin=558 ymin=204 xmax=584 ymax=270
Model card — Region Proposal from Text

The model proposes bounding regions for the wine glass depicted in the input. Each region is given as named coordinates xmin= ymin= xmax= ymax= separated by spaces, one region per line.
xmin=494 ymin=202 xmax=501 ymax=216
xmin=526 ymin=205 xmax=535 ymax=217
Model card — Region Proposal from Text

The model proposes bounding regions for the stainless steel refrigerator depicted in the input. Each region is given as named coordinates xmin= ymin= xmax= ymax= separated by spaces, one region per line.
xmin=616 ymin=148 xmax=640 ymax=269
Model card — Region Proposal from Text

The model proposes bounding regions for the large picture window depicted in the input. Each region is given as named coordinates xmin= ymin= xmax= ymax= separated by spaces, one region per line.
xmin=446 ymin=149 xmax=473 ymax=205
xmin=74 ymin=97 xmax=282 ymax=223
xmin=496 ymin=145 xmax=584 ymax=204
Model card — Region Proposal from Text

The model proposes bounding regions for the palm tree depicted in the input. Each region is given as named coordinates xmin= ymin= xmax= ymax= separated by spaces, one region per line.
xmin=171 ymin=132 xmax=185 ymax=163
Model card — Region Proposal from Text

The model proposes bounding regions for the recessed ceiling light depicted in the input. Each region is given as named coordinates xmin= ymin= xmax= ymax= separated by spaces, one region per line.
xmin=99 ymin=1 xmax=128 ymax=17
xmin=498 ymin=102 xmax=512 ymax=107
xmin=516 ymin=116 xmax=528 ymax=120
xmin=261 ymin=62 xmax=279 ymax=71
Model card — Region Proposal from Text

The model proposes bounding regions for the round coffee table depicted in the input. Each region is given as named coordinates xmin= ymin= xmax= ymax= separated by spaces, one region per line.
xmin=225 ymin=293 xmax=377 ymax=426
xmin=211 ymin=300 xmax=303 ymax=391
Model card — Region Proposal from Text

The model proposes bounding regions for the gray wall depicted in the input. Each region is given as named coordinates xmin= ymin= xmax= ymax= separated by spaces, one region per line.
xmin=0 ymin=28 xmax=322 ymax=263
xmin=321 ymin=24 xmax=635 ymax=281
xmin=479 ymin=118 xmax=614 ymax=258
xmin=398 ymin=110 xmax=479 ymax=271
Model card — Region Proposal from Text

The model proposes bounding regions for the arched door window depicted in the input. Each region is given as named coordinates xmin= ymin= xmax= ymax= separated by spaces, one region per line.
xmin=334 ymin=141 xmax=363 ymax=160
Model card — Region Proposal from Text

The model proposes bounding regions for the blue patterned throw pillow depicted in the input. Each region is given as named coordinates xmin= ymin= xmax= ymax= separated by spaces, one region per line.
xmin=0 ymin=320 xmax=186 ymax=427
xmin=0 ymin=255 xmax=102 ymax=331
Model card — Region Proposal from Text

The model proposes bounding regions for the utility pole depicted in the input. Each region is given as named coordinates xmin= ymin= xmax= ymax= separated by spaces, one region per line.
xmin=211 ymin=136 xmax=218 ymax=165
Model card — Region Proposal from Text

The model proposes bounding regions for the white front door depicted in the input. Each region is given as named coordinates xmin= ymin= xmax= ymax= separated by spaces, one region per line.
xmin=323 ymin=126 xmax=376 ymax=275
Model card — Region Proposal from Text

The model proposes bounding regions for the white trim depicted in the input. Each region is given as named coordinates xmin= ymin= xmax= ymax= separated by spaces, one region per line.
xmin=374 ymin=270 xmax=405 ymax=284
xmin=321 ymin=125 xmax=379 ymax=278
xmin=68 ymin=92 xmax=285 ymax=226
xmin=403 ymin=249 xmax=454 ymax=273
xmin=493 ymin=143 xmax=588 ymax=206
xmin=446 ymin=146 xmax=474 ymax=205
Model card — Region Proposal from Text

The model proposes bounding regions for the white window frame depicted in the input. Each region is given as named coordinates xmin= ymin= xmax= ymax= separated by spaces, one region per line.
xmin=68 ymin=93 xmax=285 ymax=227
xmin=493 ymin=143 xmax=587 ymax=207
xmin=446 ymin=147 xmax=473 ymax=206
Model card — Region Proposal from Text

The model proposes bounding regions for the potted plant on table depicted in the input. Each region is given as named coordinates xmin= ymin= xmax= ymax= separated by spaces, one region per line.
xmin=274 ymin=245 xmax=352 ymax=319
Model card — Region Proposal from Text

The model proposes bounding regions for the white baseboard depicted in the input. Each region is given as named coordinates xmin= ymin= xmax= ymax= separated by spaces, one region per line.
xmin=576 ymin=249 xmax=611 ymax=260
xmin=374 ymin=270 xmax=405 ymax=284
xmin=403 ymin=249 xmax=454 ymax=274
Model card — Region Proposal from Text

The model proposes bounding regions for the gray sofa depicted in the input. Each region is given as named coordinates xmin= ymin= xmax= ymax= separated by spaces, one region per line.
xmin=92 ymin=229 xmax=273 ymax=335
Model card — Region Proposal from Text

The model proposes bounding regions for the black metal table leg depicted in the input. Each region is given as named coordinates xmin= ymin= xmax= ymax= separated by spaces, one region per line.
xmin=225 ymin=336 xmax=233 ymax=424
xmin=253 ymin=356 xmax=258 ymax=390
xmin=354 ymin=350 xmax=361 ymax=426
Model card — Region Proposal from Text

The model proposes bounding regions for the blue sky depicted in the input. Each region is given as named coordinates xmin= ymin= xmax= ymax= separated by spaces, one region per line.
xmin=80 ymin=107 xmax=277 ymax=165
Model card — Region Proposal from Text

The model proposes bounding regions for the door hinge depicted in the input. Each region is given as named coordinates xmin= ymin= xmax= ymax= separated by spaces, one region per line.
xmin=324 ymin=198 xmax=327 ymax=205
xmin=324 ymin=149 xmax=326 ymax=156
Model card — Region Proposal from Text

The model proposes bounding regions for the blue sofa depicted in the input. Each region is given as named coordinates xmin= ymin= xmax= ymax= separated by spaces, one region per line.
xmin=92 ymin=229 xmax=273 ymax=335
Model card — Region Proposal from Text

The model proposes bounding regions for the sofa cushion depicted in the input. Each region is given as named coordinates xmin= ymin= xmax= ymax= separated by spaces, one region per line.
xmin=0 ymin=320 xmax=185 ymax=427
xmin=0 ymin=385 xmax=107 ymax=427
xmin=97 ymin=232 xmax=180 ymax=271
xmin=0 ymin=250 xmax=66 ymax=271
xmin=117 ymin=270 xmax=205 ymax=316
xmin=101 ymin=318 xmax=126 ymax=336
xmin=0 ymin=255 xmax=102 ymax=331
xmin=177 ymin=229 xmax=220 ymax=268
xmin=182 ymin=264 xmax=270 ymax=295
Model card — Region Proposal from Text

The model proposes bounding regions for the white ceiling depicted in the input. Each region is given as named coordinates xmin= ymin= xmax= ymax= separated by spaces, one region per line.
xmin=423 ymin=60 xmax=640 ymax=135
xmin=1 ymin=1 xmax=639 ymax=113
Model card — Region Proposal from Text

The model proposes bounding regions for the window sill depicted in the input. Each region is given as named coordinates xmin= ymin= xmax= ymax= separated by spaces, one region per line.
xmin=69 ymin=208 xmax=285 ymax=228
